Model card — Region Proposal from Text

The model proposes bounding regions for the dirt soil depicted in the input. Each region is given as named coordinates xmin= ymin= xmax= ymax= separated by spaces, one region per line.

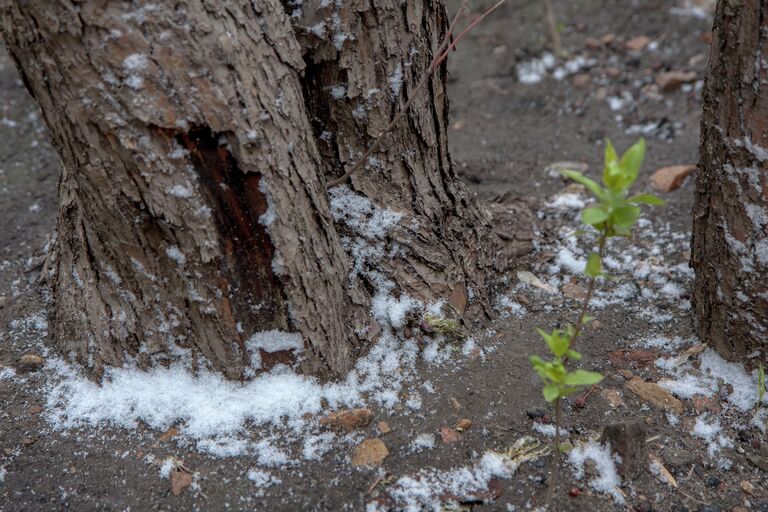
xmin=2 ymin=1 xmax=764 ymax=511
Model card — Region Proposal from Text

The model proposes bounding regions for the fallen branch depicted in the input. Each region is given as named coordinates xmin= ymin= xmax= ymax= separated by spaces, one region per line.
xmin=327 ymin=0 xmax=508 ymax=188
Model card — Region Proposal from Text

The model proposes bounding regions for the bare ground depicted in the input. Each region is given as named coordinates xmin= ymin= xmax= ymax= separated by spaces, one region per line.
xmin=2 ymin=1 xmax=765 ymax=511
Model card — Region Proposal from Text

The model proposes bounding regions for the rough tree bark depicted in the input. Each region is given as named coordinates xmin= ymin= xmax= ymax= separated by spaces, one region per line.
xmin=693 ymin=0 xmax=768 ymax=364
xmin=1 ymin=1 xmax=525 ymax=379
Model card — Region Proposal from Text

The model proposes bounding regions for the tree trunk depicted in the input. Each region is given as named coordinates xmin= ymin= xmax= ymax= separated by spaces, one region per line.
xmin=693 ymin=0 xmax=768 ymax=364
xmin=1 ymin=1 xmax=522 ymax=379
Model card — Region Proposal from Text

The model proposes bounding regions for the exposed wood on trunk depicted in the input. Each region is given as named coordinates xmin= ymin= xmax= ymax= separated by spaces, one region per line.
xmin=693 ymin=0 xmax=768 ymax=364
xmin=1 ymin=0 xmax=528 ymax=379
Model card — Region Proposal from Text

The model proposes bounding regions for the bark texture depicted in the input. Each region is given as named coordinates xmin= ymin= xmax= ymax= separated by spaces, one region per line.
xmin=1 ymin=0 xmax=524 ymax=379
xmin=693 ymin=0 xmax=768 ymax=364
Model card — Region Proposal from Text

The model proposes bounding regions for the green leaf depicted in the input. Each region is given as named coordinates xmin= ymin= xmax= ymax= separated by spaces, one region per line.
xmin=585 ymin=252 xmax=602 ymax=277
xmin=529 ymin=355 xmax=545 ymax=369
xmin=543 ymin=384 xmax=560 ymax=403
xmin=562 ymin=170 xmax=607 ymax=201
xmin=612 ymin=204 xmax=641 ymax=228
xmin=619 ymin=138 xmax=646 ymax=183
xmin=567 ymin=349 xmax=582 ymax=361
xmin=535 ymin=328 xmax=552 ymax=344
xmin=582 ymin=207 xmax=609 ymax=226
xmin=564 ymin=369 xmax=604 ymax=386
xmin=546 ymin=333 xmax=570 ymax=359
xmin=627 ymin=193 xmax=665 ymax=206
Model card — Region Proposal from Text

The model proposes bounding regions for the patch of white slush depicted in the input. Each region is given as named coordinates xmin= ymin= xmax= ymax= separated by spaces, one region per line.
xmin=45 ymin=332 xmax=419 ymax=457
xmin=568 ymin=441 xmax=624 ymax=504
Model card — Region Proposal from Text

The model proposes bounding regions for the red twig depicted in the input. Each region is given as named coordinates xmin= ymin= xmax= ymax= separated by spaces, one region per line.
xmin=326 ymin=0 xmax=507 ymax=188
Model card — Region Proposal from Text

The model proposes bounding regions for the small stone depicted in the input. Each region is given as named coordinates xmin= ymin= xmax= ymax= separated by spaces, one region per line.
xmin=741 ymin=480 xmax=756 ymax=496
xmin=697 ymin=506 xmax=721 ymax=512
xmin=572 ymin=74 xmax=591 ymax=88
xmin=455 ymin=418 xmax=472 ymax=431
xmin=650 ymin=164 xmax=697 ymax=192
xmin=601 ymin=33 xmax=616 ymax=45
xmin=569 ymin=486 xmax=582 ymax=497
xmin=0 ymin=296 xmax=7 ymax=308
xmin=625 ymin=35 xmax=651 ymax=52
xmin=527 ymin=408 xmax=547 ymax=419
xmin=705 ymin=475 xmax=721 ymax=488
xmin=377 ymin=421 xmax=391 ymax=434
xmin=28 ymin=405 xmax=43 ymax=415
xmin=319 ymin=408 xmax=373 ymax=432
xmin=662 ymin=447 xmax=697 ymax=472
xmin=656 ymin=70 xmax=698 ymax=91
xmin=625 ymin=377 xmax=684 ymax=413
xmin=605 ymin=67 xmax=621 ymax=78
xmin=17 ymin=353 xmax=44 ymax=372
xmin=600 ymin=419 xmax=647 ymax=478
xmin=351 ymin=439 xmax=389 ymax=467
xmin=585 ymin=37 xmax=602 ymax=50
xmin=170 ymin=469 xmax=193 ymax=496
xmin=440 ymin=426 xmax=461 ymax=444
xmin=600 ymin=388 xmax=624 ymax=408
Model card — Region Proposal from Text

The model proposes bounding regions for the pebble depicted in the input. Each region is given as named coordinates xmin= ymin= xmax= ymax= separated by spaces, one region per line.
xmin=17 ymin=353 xmax=44 ymax=372
xmin=705 ymin=475 xmax=720 ymax=488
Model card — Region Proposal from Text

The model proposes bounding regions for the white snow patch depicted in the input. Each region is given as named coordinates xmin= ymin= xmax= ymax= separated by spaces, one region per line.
xmin=568 ymin=441 xmax=624 ymax=504
xmin=546 ymin=193 xmax=586 ymax=210
xmin=692 ymin=414 xmax=733 ymax=456
xmin=410 ymin=433 xmax=435 ymax=453
xmin=247 ymin=468 xmax=281 ymax=496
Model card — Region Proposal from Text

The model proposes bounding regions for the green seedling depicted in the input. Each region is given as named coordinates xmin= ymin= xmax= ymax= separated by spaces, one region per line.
xmin=530 ymin=138 xmax=664 ymax=459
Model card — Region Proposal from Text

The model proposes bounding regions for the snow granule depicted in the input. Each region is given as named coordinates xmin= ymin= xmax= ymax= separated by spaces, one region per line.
xmin=545 ymin=193 xmax=586 ymax=210
xmin=659 ymin=373 xmax=716 ymax=399
xmin=410 ymin=433 xmax=435 ymax=453
xmin=159 ymin=458 xmax=175 ymax=479
xmin=555 ymin=248 xmax=586 ymax=274
xmin=532 ymin=422 xmax=567 ymax=438
xmin=692 ymin=414 xmax=733 ymax=456
xmin=123 ymin=53 xmax=148 ymax=71
xmin=165 ymin=246 xmax=186 ymax=265
xmin=568 ymin=441 xmax=624 ymax=504
xmin=247 ymin=468 xmax=281 ymax=496
xmin=699 ymin=348 xmax=762 ymax=412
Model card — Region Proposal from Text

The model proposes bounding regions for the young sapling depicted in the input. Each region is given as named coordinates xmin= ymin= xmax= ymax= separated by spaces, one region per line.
xmin=530 ymin=138 xmax=664 ymax=456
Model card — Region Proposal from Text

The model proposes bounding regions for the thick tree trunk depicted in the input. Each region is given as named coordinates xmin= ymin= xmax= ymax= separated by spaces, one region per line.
xmin=693 ymin=0 xmax=768 ymax=364
xmin=1 ymin=1 xmax=520 ymax=379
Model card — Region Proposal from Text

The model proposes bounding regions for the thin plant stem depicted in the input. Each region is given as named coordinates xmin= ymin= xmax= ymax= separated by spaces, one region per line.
xmin=566 ymin=231 xmax=608 ymax=354
xmin=543 ymin=0 xmax=562 ymax=57
xmin=327 ymin=0 xmax=508 ymax=188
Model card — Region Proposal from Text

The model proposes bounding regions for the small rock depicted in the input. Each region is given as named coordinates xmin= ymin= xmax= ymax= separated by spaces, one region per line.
xmin=600 ymin=419 xmax=647 ymax=478
xmin=601 ymin=33 xmax=616 ymax=45
xmin=440 ymin=426 xmax=461 ymax=444
xmin=662 ymin=447 xmax=697 ymax=472
xmin=741 ymin=480 xmax=756 ymax=496
xmin=650 ymin=164 xmax=697 ymax=192
xmin=320 ymin=408 xmax=373 ymax=432
xmin=600 ymin=388 xmax=624 ymax=408
xmin=456 ymin=418 xmax=472 ymax=432
xmin=170 ymin=469 xmax=193 ymax=496
xmin=17 ymin=353 xmax=44 ymax=372
xmin=0 ymin=296 xmax=7 ymax=308
xmin=351 ymin=439 xmax=389 ymax=467
xmin=572 ymin=74 xmax=591 ymax=88
xmin=527 ymin=408 xmax=547 ymax=419
xmin=697 ymin=506 xmax=721 ymax=512
xmin=605 ymin=67 xmax=621 ymax=78
xmin=625 ymin=377 xmax=684 ymax=413
xmin=569 ymin=486 xmax=582 ymax=497
xmin=625 ymin=35 xmax=651 ymax=52
xmin=28 ymin=405 xmax=43 ymax=415
xmin=656 ymin=70 xmax=697 ymax=91
xmin=377 ymin=421 xmax=391 ymax=434
xmin=705 ymin=475 xmax=721 ymax=488
xmin=562 ymin=283 xmax=588 ymax=300
xmin=449 ymin=397 xmax=462 ymax=410
xmin=585 ymin=37 xmax=602 ymax=50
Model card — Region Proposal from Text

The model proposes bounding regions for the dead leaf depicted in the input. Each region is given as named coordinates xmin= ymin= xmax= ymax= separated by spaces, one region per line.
xmin=562 ymin=282 xmax=588 ymax=300
xmin=170 ymin=469 xmax=193 ymax=496
xmin=625 ymin=377 xmax=683 ymax=413
xmin=625 ymin=35 xmax=651 ymax=52
xmin=672 ymin=344 xmax=706 ymax=366
xmin=456 ymin=418 xmax=472 ymax=432
xmin=741 ymin=480 xmax=756 ymax=496
xmin=650 ymin=165 xmax=697 ymax=192
xmin=655 ymin=70 xmax=697 ymax=91
xmin=440 ymin=426 xmax=461 ymax=444
xmin=320 ymin=408 xmax=373 ymax=432
xmin=352 ymin=439 xmax=389 ymax=467
xmin=517 ymin=270 xmax=557 ymax=294
xmin=159 ymin=426 xmax=179 ymax=442
xmin=449 ymin=397 xmax=462 ymax=410
xmin=649 ymin=454 xmax=678 ymax=488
